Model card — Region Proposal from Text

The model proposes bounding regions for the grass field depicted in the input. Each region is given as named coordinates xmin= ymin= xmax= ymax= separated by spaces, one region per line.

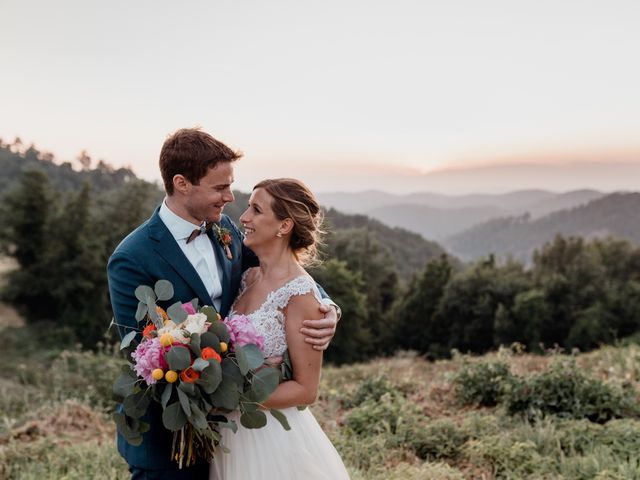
xmin=2 ymin=301 xmax=640 ymax=479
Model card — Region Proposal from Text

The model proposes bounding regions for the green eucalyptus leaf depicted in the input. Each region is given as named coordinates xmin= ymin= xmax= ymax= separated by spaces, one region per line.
xmin=218 ymin=419 xmax=238 ymax=433
xmin=208 ymin=320 xmax=230 ymax=343
xmin=113 ymin=372 xmax=138 ymax=399
xmin=123 ymin=389 xmax=151 ymax=418
xmin=167 ymin=301 xmax=188 ymax=324
xmin=148 ymin=300 xmax=164 ymax=329
xmin=113 ymin=412 xmax=147 ymax=445
xmin=154 ymin=280 xmax=174 ymax=301
xmin=120 ymin=330 xmax=137 ymax=350
xmin=281 ymin=349 xmax=294 ymax=381
xmin=196 ymin=360 xmax=222 ymax=394
xmin=200 ymin=306 xmax=219 ymax=323
xmin=240 ymin=410 xmax=267 ymax=429
xmin=162 ymin=401 xmax=188 ymax=431
xmin=192 ymin=358 xmax=210 ymax=372
xmin=251 ymin=367 xmax=280 ymax=402
xmin=166 ymin=346 xmax=191 ymax=371
xmin=221 ymin=358 xmax=244 ymax=387
xmin=177 ymin=387 xmax=192 ymax=417
xmin=189 ymin=403 xmax=208 ymax=430
xmin=209 ymin=379 xmax=240 ymax=410
xmin=235 ymin=345 xmax=249 ymax=376
xmin=189 ymin=333 xmax=201 ymax=357
xmin=200 ymin=332 xmax=221 ymax=352
xmin=190 ymin=298 xmax=199 ymax=311
xmin=135 ymin=302 xmax=148 ymax=322
xmin=178 ymin=381 xmax=196 ymax=396
xmin=236 ymin=344 xmax=264 ymax=372
xmin=269 ymin=409 xmax=291 ymax=431
xmin=135 ymin=285 xmax=155 ymax=304
xmin=161 ymin=383 xmax=173 ymax=409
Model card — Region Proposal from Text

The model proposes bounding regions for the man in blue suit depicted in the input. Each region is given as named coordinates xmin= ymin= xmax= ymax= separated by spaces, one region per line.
xmin=107 ymin=128 xmax=339 ymax=479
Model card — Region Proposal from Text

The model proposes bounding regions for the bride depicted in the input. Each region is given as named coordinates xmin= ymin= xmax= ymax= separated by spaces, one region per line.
xmin=210 ymin=178 xmax=350 ymax=480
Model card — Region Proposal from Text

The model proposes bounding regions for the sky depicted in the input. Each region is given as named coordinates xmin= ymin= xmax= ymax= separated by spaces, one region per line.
xmin=1 ymin=0 xmax=639 ymax=194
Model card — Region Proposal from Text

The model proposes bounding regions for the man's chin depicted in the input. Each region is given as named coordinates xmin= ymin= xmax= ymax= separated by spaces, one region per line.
xmin=208 ymin=210 xmax=223 ymax=223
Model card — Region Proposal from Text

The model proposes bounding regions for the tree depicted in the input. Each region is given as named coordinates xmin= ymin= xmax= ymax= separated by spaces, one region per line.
xmin=76 ymin=150 xmax=92 ymax=171
xmin=391 ymin=254 xmax=452 ymax=356
xmin=325 ymin=228 xmax=399 ymax=352
xmin=1 ymin=170 xmax=58 ymax=318
xmin=309 ymin=260 xmax=371 ymax=364
xmin=47 ymin=183 xmax=109 ymax=346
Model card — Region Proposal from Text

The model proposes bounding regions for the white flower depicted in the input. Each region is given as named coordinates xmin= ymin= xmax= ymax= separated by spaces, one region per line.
xmin=155 ymin=313 xmax=208 ymax=345
xmin=182 ymin=313 xmax=209 ymax=335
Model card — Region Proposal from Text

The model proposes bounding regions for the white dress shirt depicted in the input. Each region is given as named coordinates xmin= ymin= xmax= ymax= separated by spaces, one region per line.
xmin=158 ymin=200 xmax=223 ymax=311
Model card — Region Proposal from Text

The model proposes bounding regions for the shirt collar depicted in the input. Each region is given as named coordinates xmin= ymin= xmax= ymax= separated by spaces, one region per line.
xmin=159 ymin=199 xmax=201 ymax=241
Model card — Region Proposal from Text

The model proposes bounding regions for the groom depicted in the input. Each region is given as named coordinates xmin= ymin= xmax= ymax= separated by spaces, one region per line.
xmin=107 ymin=128 xmax=339 ymax=479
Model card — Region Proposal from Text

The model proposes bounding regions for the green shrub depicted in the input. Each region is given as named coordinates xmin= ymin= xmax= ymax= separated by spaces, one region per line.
xmin=345 ymin=393 xmax=405 ymax=436
xmin=503 ymin=359 xmax=639 ymax=422
xmin=344 ymin=375 xmax=397 ymax=408
xmin=453 ymin=360 xmax=514 ymax=406
xmin=400 ymin=418 xmax=468 ymax=460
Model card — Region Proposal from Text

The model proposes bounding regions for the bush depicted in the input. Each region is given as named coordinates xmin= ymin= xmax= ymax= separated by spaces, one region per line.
xmin=503 ymin=359 xmax=639 ymax=422
xmin=399 ymin=418 xmax=468 ymax=460
xmin=453 ymin=360 xmax=514 ymax=406
xmin=344 ymin=375 xmax=397 ymax=408
xmin=345 ymin=393 xmax=405 ymax=436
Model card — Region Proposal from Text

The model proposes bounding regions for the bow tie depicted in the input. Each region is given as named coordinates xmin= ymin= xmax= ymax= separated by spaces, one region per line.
xmin=186 ymin=221 xmax=213 ymax=244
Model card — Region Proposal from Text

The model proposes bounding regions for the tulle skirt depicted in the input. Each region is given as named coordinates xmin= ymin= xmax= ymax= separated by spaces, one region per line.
xmin=209 ymin=406 xmax=350 ymax=480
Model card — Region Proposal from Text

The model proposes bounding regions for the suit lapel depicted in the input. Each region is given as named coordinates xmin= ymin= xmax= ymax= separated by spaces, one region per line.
xmin=209 ymin=227 xmax=232 ymax=314
xmin=147 ymin=209 xmax=212 ymax=307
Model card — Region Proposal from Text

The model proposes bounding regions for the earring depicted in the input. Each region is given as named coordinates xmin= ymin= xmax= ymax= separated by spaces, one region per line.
xmin=276 ymin=232 xmax=282 ymax=238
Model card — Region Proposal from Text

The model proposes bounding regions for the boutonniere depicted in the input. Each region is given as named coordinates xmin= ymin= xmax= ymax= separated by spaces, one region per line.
xmin=213 ymin=224 xmax=233 ymax=260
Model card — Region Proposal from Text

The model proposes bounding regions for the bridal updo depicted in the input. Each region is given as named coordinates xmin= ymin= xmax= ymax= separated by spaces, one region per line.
xmin=253 ymin=178 xmax=325 ymax=265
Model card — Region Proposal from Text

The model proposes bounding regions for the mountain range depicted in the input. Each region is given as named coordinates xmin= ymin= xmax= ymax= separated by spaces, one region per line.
xmin=317 ymin=189 xmax=606 ymax=240
xmin=445 ymin=192 xmax=640 ymax=262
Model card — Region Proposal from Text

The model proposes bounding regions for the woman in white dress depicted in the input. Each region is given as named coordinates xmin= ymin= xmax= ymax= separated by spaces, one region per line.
xmin=210 ymin=178 xmax=350 ymax=480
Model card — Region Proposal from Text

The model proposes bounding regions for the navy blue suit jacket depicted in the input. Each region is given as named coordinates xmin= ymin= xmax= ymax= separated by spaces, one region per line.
xmin=107 ymin=208 xmax=258 ymax=471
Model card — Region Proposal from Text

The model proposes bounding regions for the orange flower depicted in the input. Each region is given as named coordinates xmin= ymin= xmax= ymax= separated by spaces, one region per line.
xmin=180 ymin=367 xmax=200 ymax=383
xmin=142 ymin=323 xmax=156 ymax=338
xmin=222 ymin=233 xmax=232 ymax=244
xmin=156 ymin=306 xmax=169 ymax=324
xmin=201 ymin=347 xmax=222 ymax=363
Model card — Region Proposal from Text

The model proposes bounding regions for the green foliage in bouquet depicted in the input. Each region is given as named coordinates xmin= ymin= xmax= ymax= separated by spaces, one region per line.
xmin=112 ymin=280 xmax=288 ymax=468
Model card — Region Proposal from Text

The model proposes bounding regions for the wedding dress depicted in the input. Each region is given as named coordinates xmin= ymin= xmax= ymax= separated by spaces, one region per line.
xmin=209 ymin=274 xmax=350 ymax=480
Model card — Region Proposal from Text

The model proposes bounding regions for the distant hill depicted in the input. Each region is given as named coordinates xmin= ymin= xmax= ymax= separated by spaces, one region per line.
xmin=0 ymin=143 xmax=142 ymax=196
xmin=444 ymin=193 xmax=640 ymax=261
xmin=318 ymin=189 xmax=605 ymax=240
xmin=368 ymin=203 xmax=506 ymax=240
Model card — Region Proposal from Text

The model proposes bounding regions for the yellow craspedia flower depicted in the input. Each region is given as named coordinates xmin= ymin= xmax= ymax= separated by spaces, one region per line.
xmin=151 ymin=369 xmax=164 ymax=381
xmin=216 ymin=313 xmax=222 ymax=321
xmin=219 ymin=342 xmax=228 ymax=353
xmin=165 ymin=370 xmax=178 ymax=383
xmin=159 ymin=333 xmax=174 ymax=347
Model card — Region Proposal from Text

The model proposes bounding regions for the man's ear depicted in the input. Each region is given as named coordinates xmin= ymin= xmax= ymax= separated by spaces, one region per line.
xmin=279 ymin=218 xmax=294 ymax=235
xmin=173 ymin=174 xmax=190 ymax=194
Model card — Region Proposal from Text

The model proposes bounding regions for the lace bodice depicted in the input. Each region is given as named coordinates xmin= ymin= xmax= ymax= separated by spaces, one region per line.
xmin=230 ymin=273 xmax=322 ymax=357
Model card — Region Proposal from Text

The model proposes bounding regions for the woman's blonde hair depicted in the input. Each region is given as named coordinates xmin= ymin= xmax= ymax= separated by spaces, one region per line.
xmin=253 ymin=178 xmax=325 ymax=266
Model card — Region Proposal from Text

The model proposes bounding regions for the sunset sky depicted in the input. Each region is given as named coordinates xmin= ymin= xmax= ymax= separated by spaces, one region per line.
xmin=1 ymin=0 xmax=639 ymax=194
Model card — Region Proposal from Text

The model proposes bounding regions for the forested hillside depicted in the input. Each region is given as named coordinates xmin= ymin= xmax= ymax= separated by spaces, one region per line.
xmin=0 ymin=140 xmax=142 ymax=195
xmin=445 ymin=193 xmax=640 ymax=261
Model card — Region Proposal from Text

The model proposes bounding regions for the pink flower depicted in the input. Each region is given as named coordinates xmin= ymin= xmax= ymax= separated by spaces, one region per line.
xmin=182 ymin=302 xmax=197 ymax=315
xmin=131 ymin=338 xmax=168 ymax=384
xmin=223 ymin=314 xmax=265 ymax=352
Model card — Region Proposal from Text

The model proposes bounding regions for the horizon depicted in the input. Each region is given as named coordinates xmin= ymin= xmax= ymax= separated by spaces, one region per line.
xmin=2 ymin=0 xmax=639 ymax=195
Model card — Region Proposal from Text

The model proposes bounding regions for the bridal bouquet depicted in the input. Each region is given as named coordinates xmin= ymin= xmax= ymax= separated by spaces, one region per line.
xmin=113 ymin=280 xmax=289 ymax=468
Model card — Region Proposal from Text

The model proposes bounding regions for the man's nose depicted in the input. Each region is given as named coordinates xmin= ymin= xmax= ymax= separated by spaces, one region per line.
xmin=224 ymin=189 xmax=235 ymax=203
